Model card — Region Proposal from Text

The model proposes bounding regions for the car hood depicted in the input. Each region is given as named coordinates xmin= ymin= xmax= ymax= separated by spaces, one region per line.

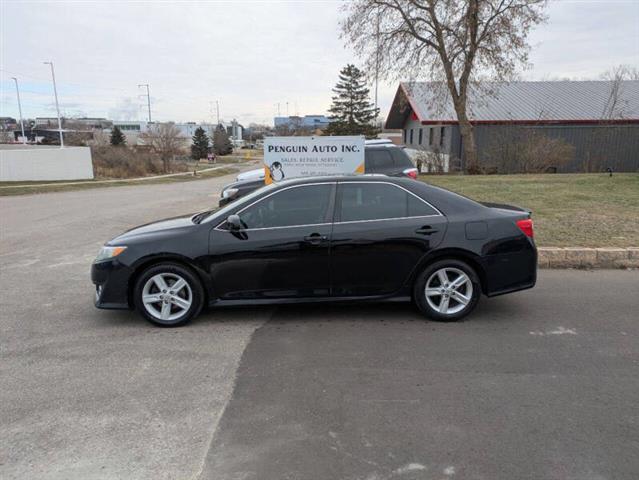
xmin=109 ymin=214 xmax=196 ymax=243
xmin=236 ymin=168 xmax=265 ymax=182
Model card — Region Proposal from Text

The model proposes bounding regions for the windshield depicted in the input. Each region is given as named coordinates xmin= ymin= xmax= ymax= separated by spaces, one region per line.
xmin=200 ymin=182 xmax=278 ymax=224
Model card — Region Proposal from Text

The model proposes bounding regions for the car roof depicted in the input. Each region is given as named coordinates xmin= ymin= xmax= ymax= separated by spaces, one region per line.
xmin=271 ymin=174 xmax=400 ymax=186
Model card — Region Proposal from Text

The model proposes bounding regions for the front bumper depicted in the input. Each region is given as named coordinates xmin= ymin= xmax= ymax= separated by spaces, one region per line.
xmin=91 ymin=260 xmax=133 ymax=310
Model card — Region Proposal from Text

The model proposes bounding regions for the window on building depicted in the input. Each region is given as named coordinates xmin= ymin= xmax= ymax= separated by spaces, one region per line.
xmin=440 ymin=126 xmax=445 ymax=147
xmin=418 ymin=128 xmax=423 ymax=145
xmin=428 ymin=128 xmax=434 ymax=146
xmin=403 ymin=129 xmax=407 ymax=144
xmin=410 ymin=129 xmax=414 ymax=144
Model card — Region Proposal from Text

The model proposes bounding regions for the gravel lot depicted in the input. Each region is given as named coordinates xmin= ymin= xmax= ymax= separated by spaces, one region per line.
xmin=1 ymin=173 xmax=637 ymax=480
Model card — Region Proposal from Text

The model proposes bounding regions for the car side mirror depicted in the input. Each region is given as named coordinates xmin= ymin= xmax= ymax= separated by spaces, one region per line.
xmin=227 ymin=214 xmax=242 ymax=231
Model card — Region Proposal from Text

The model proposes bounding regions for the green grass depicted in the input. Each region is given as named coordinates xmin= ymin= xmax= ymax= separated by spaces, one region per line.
xmin=0 ymin=167 xmax=239 ymax=196
xmin=420 ymin=173 xmax=639 ymax=247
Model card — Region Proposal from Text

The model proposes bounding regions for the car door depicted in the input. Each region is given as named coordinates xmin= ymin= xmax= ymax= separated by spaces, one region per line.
xmin=208 ymin=182 xmax=335 ymax=300
xmin=330 ymin=181 xmax=447 ymax=297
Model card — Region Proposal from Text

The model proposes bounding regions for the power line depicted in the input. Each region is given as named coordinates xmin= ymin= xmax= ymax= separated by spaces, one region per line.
xmin=0 ymin=68 xmax=136 ymax=96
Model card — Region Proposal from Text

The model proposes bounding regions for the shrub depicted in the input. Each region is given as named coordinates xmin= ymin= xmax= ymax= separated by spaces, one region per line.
xmin=91 ymin=146 xmax=189 ymax=179
xmin=484 ymin=129 xmax=575 ymax=173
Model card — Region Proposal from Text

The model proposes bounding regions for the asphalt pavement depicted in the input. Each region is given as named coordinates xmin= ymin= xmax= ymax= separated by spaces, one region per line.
xmin=1 ymin=173 xmax=638 ymax=480
xmin=201 ymin=270 xmax=639 ymax=480
xmin=0 ymin=170 xmax=271 ymax=480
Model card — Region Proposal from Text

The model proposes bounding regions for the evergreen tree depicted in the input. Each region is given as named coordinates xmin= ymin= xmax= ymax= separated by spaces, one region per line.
xmin=110 ymin=125 xmax=126 ymax=146
xmin=191 ymin=126 xmax=210 ymax=160
xmin=325 ymin=64 xmax=380 ymax=138
xmin=213 ymin=126 xmax=233 ymax=155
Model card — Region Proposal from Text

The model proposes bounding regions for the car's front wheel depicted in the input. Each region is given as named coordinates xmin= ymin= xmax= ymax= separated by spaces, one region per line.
xmin=133 ymin=263 xmax=204 ymax=327
xmin=413 ymin=259 xmax=480 ymax=322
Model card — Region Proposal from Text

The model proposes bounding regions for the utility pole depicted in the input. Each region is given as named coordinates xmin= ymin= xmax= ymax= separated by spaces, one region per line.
xmin=216 ymin=100 xmax=220 ymax=125
xmin=43 ymin=61 xmax=64 ymax=147
xmin=286 ymin=102 xmax=289 ymax=116
xmin=11 ymin=77 xmax=26 ymax=144
xmin=138 ymin=84 xmax=152 ymax=122
xmin=374 ymin=6 xmax=380 ymax=118
xmin=275 ymin=103 xmax=281 ymax=116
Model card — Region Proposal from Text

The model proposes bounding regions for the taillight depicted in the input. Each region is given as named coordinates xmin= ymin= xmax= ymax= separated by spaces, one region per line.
xmin=403 ymin=168 xmax=418 ymax=179
xmin=516 ymin=218 xmax=534 ymax=238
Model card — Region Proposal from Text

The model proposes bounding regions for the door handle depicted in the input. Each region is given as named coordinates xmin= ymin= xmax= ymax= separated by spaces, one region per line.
xmin=303 ymin=233 xmax=328 ymax=245
xmin=415 ymin=226 xmax=439 ymax=235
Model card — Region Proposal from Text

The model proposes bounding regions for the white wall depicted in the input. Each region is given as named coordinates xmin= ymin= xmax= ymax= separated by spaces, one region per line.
xmin=0 ymin=146 xmax=94 ymax=181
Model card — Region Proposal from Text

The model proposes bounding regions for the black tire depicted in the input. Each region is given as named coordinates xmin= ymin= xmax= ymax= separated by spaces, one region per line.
xmin=133 ymin=263 xmax=205 ymax=327
xmin=413 ymin=259 xmax=481 ymax=322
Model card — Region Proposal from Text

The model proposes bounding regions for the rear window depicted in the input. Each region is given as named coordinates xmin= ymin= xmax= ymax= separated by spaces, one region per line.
xmin=365 ymin=150 xmax=394 ymax=172
xmin=391 ymin=148 xmax=414 ymax=168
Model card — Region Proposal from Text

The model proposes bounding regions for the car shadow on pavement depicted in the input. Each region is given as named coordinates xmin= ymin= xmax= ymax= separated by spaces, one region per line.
xmin=204 ymin=294 xmax=525 ymax=327
xmin=94 ymin=293 xmax=526 ymax=329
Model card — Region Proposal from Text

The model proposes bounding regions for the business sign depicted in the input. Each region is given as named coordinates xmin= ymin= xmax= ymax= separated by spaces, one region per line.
xmin=263 ymin=136 xmax=365 ymax=184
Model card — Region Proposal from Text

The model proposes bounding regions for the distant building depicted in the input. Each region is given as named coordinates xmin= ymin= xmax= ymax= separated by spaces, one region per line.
xmin=109 ymin=121 xmax=219 ymax=147
xmin=1 ymin=117 xmax=17 ymax=129
xmin=385 ymin=80 xmax=639 ymax=172
xmin=274 ymin=115 xmax=332 ymax=131
xmin=35 ymin=117 xmax=62 ymax=127
xmin=33 ymin=117 xmax=111 ymax=130
xmin=66 ymin=117 xmax=112 ymax=129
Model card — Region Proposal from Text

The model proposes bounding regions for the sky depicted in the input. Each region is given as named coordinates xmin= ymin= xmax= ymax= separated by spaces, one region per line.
xmin=1 ymin=0 xmax=638 ymax=126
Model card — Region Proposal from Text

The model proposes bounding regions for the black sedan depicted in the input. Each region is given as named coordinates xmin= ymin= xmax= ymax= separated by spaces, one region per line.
xmin=92 ymin=175 xmax=537 ymax=327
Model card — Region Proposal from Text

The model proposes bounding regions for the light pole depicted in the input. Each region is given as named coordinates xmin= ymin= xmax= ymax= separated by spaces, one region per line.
xmin=138 ymin=84 xmax=152 ymax=122
xmin=43 ymin=61 xmax=64 ymax=147
xmin=11 ymin=77 xmax=26 ymax=144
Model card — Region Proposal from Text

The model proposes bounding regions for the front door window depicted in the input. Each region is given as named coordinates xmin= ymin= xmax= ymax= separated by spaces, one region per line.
xmin=239 ymin=183 xmax=333 ymax=229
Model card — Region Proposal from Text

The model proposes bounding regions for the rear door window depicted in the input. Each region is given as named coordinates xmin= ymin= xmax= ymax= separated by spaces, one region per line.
xmin=338 ymin=183 xmax=438 ymax=222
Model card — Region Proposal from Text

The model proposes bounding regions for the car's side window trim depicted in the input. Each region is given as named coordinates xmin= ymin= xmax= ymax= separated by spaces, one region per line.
xmin=214 ymin=182 xmax=336 ymax=232
xmin=334 ymin=181 xmax=443 ymax=224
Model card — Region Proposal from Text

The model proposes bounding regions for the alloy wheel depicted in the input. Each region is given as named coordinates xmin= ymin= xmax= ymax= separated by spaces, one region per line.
xmin=141 ymin=273 xmax=193 ymax=321
xmin=424 ymin=267 xmax=473 ymax=315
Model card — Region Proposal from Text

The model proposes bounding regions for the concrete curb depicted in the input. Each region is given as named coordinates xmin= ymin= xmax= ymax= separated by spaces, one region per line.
xmin=538 ymin=247 xmax=639 ymax=269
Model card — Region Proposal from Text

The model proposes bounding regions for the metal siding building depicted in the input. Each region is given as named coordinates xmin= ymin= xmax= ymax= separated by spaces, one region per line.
xmin=386 ymin=81 xmax=639 ymax=172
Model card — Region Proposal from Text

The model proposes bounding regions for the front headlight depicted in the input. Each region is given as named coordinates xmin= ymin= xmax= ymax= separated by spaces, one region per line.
xmin=94 ymin=246 xmax=127 ymax=263
xmin=222 ymin=187 xmax=239 ymax=199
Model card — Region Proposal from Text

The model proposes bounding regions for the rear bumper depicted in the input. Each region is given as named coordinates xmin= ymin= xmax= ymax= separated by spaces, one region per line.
xmin=482 ymin=242 xmax=537 ymax=297
xmin=91 ymin=260 xmax=133 ymax=310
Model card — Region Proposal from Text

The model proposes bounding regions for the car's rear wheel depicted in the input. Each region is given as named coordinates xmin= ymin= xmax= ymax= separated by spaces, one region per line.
xmin=133 ymin=263 xmax=204 ymax=327
xmin=413 ymin=259 xmax=480 ymax=322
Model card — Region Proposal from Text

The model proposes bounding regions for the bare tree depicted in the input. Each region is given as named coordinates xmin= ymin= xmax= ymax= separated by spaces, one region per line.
xmin=601 ymin=65 xmax=638 ymax=119
xmin=342 ymin=0 xmax=548 ymax=171
xmin=140 ymin=123 xmax=185 ymax=173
